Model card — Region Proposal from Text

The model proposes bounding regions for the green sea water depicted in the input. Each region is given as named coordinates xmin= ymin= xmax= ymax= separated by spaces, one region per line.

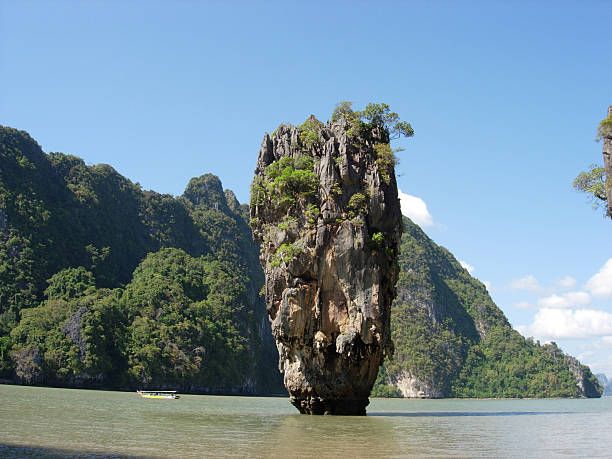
xmin=1 ymin=384 xmax=611 ymax=458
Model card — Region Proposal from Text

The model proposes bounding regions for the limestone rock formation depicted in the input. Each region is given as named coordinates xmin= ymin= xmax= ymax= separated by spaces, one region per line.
xmin=250 ymin=116 xmax=402 ymax=414
xmin=564 ymin=354 xmax=603 ymax=398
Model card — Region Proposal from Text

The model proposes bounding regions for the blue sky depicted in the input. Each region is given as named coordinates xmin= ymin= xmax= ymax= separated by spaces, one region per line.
xmin=2 ymin=1 xmax=612 ymax=376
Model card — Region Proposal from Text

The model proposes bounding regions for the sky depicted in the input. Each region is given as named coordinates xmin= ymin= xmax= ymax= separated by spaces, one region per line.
xmin=1 ymin=1 xmax=612 ymax=376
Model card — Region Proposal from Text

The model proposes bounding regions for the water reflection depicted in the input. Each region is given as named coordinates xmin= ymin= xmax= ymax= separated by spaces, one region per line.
xmin=369 ymin=411 xmax=570 ymax=417
xmin=267 ymin=414 xmax=400 ymax=458
xmin=0 ymin=444 xmax=143 ymax=459
xmin=1 ymin=386 xmax=611 ymax=458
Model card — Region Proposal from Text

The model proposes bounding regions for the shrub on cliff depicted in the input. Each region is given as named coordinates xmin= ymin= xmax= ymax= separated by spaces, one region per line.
xmin=573 ymin=106 xmax=611 ymax=218
xmin=332 ymin=101 xmax=414 ymax=142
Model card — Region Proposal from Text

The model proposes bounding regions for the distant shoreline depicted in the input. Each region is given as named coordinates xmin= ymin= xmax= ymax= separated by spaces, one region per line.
xmin=1 ymin=380 xmax=603 ymax=400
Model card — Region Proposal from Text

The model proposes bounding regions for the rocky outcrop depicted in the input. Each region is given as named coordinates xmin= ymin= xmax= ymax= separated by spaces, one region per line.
xmin=250 ymin=116 xmax=402 ymax=414
xmin=564 ymin=355 xmax=603 ymax=398
xmin=62 ymin=306 xmax=88 ymax=360
xmin=391 ymin=369 xmax=444 ymax=398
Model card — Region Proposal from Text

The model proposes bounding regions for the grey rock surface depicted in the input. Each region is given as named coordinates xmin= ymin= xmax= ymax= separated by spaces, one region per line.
xmin=564 ymin=354 xmax=602 ymax=398
xmin=250 ymin=117 xmax=402 ymax=414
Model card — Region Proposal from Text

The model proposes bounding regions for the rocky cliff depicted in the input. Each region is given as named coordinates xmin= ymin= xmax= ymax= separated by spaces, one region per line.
xmin=564 ymin=354 xmax=603 ymax=398
xmin=250 ymin=115 xmax=403 ymax=414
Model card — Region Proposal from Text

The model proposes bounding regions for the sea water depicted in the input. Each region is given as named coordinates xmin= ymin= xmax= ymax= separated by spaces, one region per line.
xmin=1 ymin=384 xmax=611 ymax=457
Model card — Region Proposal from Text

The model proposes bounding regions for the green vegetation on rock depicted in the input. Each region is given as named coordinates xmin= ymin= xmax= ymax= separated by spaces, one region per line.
xmin=271 ymin=243 xmax=302 ymax=267
xmin=597 ymin=114 xmax=612 ymax=141
xmin=251 ymin=155 xmax=317 ymax=211
xmin=332 ymin=101 xmax=414 ymax=142
xmin=573 ymin=107 xmax=611 ymax=218
xmin=572 ymin=164 xmax=607 ymax=212
xmin=298 ymin=116 xmax=324 ymax=148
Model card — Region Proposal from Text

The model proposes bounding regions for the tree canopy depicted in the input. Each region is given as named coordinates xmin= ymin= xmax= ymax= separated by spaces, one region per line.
xmin=0 ymin=126 xmax=282 ymax=393
xmin=331 ymin=101 xmax=414 ymax=141
xmin=573 ymin=107 xmax=611 ymax=218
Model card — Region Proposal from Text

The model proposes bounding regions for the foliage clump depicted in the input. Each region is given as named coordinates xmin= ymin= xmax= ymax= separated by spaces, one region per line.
xmin=271 ymin=243 xmax=302 ymax=267
xmin=573 ymin=108 xmax=611 ymax=217
xmin=331 ymin=101 xmax=412 ymax=185
xmin=347 ymin=193 xmax=366 ymax=219
xmin=332 ymin=101 xmax=414 ymax=142
xmin=305 ymin=203 xmax=320 ymax=225
xmin=573 ymin=164 xmax=607 ymax=212
xmin=250 ymin=155 xmax=318 ymax=211
xmin=371 ymin=232 xmax=384 ymax=247
xmin=277 ymin=215 xmax=296 ymax=230
xmin=597 ymin=114 xmax=612 ymax=141
xmin=298 ymin=116 xmax=324 ymax=148
xmin=373 ymin=143 xmax=401 ymax=184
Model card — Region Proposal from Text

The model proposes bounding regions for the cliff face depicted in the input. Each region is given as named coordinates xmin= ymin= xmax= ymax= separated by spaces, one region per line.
xmin=250 ymin=117 xmax=402 ymax=414
xmin=563 ymin=355 xmax=602 ymax=398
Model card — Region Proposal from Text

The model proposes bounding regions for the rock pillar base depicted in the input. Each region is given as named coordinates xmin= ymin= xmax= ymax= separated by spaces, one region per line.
xmin=290 ymin=396 xmax=369 ymax=416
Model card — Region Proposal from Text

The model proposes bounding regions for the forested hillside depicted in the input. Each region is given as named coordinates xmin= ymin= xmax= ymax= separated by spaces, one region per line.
xmin=0 ymin=126 xmax=601 ymax=398
xmin=373 ymin=217 xmax=602 ymax=398
xmin=0 ymin=126 xmax=282 ymax=393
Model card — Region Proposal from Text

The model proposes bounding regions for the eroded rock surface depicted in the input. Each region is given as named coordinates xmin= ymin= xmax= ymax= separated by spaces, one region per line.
xmin=250 ymin=116 xmax=402 ymax=414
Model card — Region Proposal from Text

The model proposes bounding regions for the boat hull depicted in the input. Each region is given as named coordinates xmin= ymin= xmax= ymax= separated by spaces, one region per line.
xmin=137 ymin=391 xmax=180 ymax=399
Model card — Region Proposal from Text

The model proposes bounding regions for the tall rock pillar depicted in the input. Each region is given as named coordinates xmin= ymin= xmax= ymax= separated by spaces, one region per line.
xmin=250 ymin=116 xmax=402 ymax=415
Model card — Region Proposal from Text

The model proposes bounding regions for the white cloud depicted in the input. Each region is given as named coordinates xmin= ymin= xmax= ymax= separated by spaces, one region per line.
xmin=517 ymin=308 xmax=612 ymax=340
xmin=592 ymin=336 xmax=612 ymax=349
xmin=514 ymin=301 xmax=532 ymax=309
xmin=585 ymin=258 xmax=612 ymax=298
xmin=398 ymin=190 xmax=433 ymax=227
xmin=581 ymin=352 xmax=612 ymax=379
xmin=508 ymin=275 xmax=544 ymax=293
xmin=536 ymin=291 xmax=591 ymax=309
xmin=554 ymin=276 xmax=577 ymax=291
xmin=483 ymin=280 xmax=492 ymax=292
xmin=459 ymin=260 xmax=474 ymax=275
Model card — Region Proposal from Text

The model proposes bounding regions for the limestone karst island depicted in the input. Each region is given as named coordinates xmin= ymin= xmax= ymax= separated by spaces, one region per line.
xmin=0 ymin=103 xmax=603 ymax=416
xmin=250 ymin=106 xmax=404 ymax=414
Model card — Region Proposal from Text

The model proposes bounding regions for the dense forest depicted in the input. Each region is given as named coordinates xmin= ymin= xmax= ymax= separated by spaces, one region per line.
xmin=0 ymin=126 xmax=282 ymax=393
xmin=0 ymin=125 xmax=601 ymax=397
